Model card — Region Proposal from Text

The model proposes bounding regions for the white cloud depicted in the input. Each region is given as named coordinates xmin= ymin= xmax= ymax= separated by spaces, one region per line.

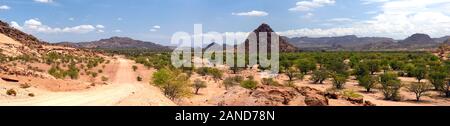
xmin=289 ymin=0 xmax=336 ymax=12
xmin=232 ymin=10 xmax=269 ymax=17
xmin=97 ymin=29 xmax=105 ymax=33
xmin=281 ymin=0 xmax=450 ymax=39
xmin=11 ymin=19 xmax=98 ymax=34
xmin=117 ymin=17 xmax=123 ymax=21
xmin=328 ymin=18 xmax=353 ymax=22
xmin=150 ymin=25 xmax=161 ymax=32
xmin=114 ymin=29 xmax=122 ymax=33
xmin=303 ymin=13 xmax=314 ymax=18
xmin=34 ymin=0 xmax=54 ymax=3
xmin=68 ymin=17 xmax=75 ymax=21
xmin=0 ymin=5 xmax=10 ymax=10
xmin=96 ymin=25 xmax=105 ymax=29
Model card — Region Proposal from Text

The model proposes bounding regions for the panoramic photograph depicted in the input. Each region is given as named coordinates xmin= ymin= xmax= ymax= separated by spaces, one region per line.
xmin=0 ymin=0 xmax=449 ymax=109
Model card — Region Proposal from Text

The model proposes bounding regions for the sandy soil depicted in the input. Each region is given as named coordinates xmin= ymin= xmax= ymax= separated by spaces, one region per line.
xmin=0 ymin=57 xmax=175 ymax=106
xmin=0 ymin=33 xmax=21 ymax=45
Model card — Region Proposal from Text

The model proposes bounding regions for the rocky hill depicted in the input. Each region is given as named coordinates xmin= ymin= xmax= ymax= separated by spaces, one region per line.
xmin=243 ymin=23 xmax=298 ymax=52
xmin=288 ymin=35 xmax=395 ymax=51
xmin=0 ymin=20 xmax=45 ymax=47
xmin=56 ymin=37 xmax=172 ymax=51
xmin=286 ymin=33 xmax=448 ymax=51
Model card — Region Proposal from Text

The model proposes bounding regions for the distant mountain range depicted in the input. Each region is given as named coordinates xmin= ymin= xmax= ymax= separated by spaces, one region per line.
xmin=54 ymin=23 xmax=450 ymax=52
xmin=288 ymin=33 xmax=450 ymax=51
xmin=55 ymin=37 xmax=172 ymax=51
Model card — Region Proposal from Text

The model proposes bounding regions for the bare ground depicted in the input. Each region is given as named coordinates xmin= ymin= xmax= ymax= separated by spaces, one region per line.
xmin=0 ymin=58 xmax=175 ymax=106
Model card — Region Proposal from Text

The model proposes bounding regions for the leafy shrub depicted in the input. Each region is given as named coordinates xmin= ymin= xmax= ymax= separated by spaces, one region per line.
xmin=152 ymin=68 xmax=191 ymax=100
xmin=240 ymin=78 xmax=258 ymax=90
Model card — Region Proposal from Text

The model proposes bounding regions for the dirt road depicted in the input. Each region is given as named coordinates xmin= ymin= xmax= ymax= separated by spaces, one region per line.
xmin=0 ymin=58 xmax=175 ymax=106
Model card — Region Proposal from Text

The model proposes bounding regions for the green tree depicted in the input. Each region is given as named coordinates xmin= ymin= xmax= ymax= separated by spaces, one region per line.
xmin=358 ymin=75 xmax=378 ymax=92
xmin=192 ymin=79 xmax=207 ymax=95
xmin=311 ymin=69 xmax=329 ymax=84
xmin=354 ymin=63 xmax=370 ymax=79
xmin=366 ymin=60 xmax=381 ymax=75
xmin=295 ymin=59 xmax=317 ymax=74
xmin=380 ymin=73 xmax=402 ymax=101
xmin=407 ymin=82 xmax=432 ymax=101
xmin=428 ymin=71 xmax=447 ymax=90
xmin=331 ymin=73 xmax=348 ymax=89
xmin=285 ymin=67 xmax=301 ymax=81
xmin=411 ymin=65 xmax=427 ymax=82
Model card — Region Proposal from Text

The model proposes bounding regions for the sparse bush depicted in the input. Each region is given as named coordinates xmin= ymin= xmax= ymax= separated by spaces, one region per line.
xmin=209 ymin=68 xmax=223 ymax=82
xmin=240 ymin=78 xmax=258 ymax=90
xmin=91 ymin=72 xmax=98 ymax=78
xmin=48 ymin=66 xmax=65 ymax=79
xmin=343 ymin=90 xmax=363 ymax=99
xmin=98 ymin=69 xmax=103 ymax=73
xmin=137 ymin=76 xmax=143 ymax=81
xmin=101 ymin=76 xmax=109 ymax=81
xmin=261 ymin=78 xmax=281 ymax=86
xmin=196 ymin=67 xmax=209 ymax=76
xmin=6 ymin=89 xmax=17 ymax=96
xmin=28 ymin=93 xmax=35 ymax=97
xmin=152 ymin=68 xmax=191 ymax=100
xmin=132 ymin=65 xmax=138 ymax=71
xmin=407 ymin=82 xmax=432 ymax=101
xmin=192 ymin=79 xmax=207 ymax=95
xmin=223 ymin=76 xmax=244 ymax=90
xmin=20 ymin=83 xmax=31 ymax=89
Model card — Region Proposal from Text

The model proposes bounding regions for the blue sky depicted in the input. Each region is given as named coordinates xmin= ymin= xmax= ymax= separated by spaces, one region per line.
xmin=1 ymin=0 xmax=450 ymax=45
